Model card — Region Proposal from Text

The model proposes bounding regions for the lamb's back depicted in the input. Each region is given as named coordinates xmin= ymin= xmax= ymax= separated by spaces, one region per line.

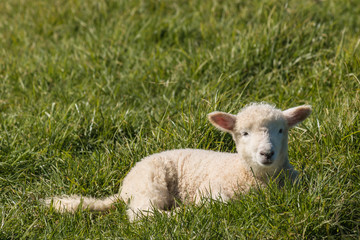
xmin=147 ymin=149 xmax=251 ymax=200
xmin=122 ymin=149 xmax=254 ymax=202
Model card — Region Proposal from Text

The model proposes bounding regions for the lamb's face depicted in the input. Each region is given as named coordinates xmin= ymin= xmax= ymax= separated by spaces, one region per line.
xmin=233 ymin=106 xmax=288 ymax=169
xmin=233 ymin=116 xmax=288 ymax=169
xmin=208 ymin=103 xmax=312 ymax=173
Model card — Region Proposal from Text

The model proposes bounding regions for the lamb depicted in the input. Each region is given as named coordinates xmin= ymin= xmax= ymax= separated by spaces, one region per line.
xmin=45 ymin=103 xmax=312 ymax=221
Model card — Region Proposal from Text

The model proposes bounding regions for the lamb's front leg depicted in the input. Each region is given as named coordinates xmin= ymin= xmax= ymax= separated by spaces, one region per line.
xmin=193 ymin=183 xmax=231 ymax=204
xmin=279 ymin=167 xmax=300 ymax=186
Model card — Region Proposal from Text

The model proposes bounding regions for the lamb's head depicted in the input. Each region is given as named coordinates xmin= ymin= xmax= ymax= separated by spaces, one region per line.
xmin=208 ymin=103 xmax=311 ymax=174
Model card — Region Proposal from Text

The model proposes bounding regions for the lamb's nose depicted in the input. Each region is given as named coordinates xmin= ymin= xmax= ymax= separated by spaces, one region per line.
xmin=260 ymin=151 xmax=274 ymax=160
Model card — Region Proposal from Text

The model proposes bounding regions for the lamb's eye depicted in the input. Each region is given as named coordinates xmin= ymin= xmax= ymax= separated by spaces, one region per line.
xmin=242 ymin=132 xmax=249 ymax=136
xmin=279 ymin=129 xmax=283 ymax=133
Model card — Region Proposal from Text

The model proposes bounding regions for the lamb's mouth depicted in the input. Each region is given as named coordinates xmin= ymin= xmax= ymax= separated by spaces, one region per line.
xmin=260 ymin=160 xmax=273 ymax=166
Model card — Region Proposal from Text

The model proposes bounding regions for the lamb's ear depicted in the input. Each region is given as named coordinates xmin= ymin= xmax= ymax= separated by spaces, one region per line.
xmin=283 ymin=105 xmax=312 ymax=128
xmin=208 ymin=111 xmax=236 ymax=133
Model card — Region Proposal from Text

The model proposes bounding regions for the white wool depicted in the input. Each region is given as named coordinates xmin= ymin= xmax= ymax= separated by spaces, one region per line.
xmin=45 ymin=103 xmax=311 ymax=222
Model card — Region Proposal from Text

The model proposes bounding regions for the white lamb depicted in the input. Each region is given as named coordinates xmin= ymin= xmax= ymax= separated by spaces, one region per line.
xmin=45 ymin=103 xmax=311 ymax=221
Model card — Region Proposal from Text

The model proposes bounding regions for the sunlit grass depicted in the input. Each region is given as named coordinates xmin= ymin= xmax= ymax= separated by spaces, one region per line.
xmin=0 ymin=0 xmax=359 ymax=238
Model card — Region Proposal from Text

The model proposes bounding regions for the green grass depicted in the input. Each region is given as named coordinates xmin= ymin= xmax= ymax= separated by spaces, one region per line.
xmin=0 ymin=0 xmax=359 ymax=238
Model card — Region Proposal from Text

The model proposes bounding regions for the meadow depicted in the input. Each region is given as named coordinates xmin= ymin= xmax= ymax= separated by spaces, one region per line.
xmin=0 ymin=0 xmax=359 ymax=238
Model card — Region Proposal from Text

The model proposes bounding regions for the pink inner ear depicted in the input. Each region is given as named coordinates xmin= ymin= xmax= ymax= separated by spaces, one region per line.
xmin=211 ymin=114 xmax=236 ymax=131
xmin=284 ymin=106 xmax=312 ymax=127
